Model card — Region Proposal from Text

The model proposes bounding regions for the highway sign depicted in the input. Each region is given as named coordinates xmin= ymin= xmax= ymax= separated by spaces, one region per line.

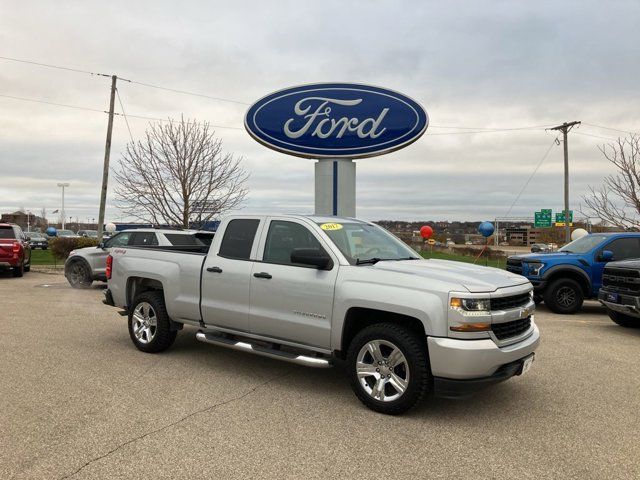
xmin=555 ymin=211 xmax=573 ymax=223
xmin=534 ymin=209 xmax=553 ymax=228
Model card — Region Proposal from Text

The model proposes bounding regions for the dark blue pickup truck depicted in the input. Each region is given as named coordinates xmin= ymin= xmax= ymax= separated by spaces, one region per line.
xmin=506 ymin=232 xmax=640 ymax=314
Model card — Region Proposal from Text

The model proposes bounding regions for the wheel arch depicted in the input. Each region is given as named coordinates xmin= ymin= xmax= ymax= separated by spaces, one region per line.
xmin=543 ymin=266 xmax=591 ymax=296
xmin=126 ymin=278 xmax=183 ymax=331
xmin=338 ymin=307 xmax=427 ymax=358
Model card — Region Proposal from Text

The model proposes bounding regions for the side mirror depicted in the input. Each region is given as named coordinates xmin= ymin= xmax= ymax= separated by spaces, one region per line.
xmin=600 ymin=250 xmax=614 ymax=262
xmin=25 ymin=236 xmax=31 ymax=242
xmin=291 ymin=248 xmax=332 ymax=269
xmin=98 ymin=241 xmax=106 ymax=249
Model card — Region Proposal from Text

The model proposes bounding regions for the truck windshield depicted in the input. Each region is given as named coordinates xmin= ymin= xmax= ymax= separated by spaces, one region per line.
xmin=317 ymin=222 xmax=420 ymax=265
xmin=559 ymin=234 xmax=608 ymax=253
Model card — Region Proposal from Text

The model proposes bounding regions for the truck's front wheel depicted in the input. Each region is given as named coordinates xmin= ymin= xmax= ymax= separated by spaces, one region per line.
xmin=543 ymin=278 xmax=584 ymax=314
xmin=128 ymin=291 xmax=177 ymax=353
xmin=346 ymin=323 xmax=431 ymax=415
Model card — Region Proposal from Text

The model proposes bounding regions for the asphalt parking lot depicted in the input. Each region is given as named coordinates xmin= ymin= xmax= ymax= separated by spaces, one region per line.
xmin=1 ymin=271 xmax=639 ymax=479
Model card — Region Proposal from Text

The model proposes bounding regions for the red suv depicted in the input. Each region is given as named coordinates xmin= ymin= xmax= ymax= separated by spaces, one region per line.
xmin=0 ymin=223 xmax=32 ymax=277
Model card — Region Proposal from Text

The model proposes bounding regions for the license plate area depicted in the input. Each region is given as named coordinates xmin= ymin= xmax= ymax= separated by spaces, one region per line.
xmin=519 ymin=354 xmax=534 ymax=375
xmin=606 ymin=292 xmax=619 ymax=303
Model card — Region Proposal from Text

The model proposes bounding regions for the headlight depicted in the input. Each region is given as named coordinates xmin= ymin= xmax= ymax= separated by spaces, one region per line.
xmin=450 ymin=297 xmax=491 ymax=312
xmin=526 ymin=262 xmax=544 ymax=276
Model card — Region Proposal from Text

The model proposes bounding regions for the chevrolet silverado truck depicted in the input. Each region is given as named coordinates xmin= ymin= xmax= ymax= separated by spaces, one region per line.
xmin=105 ymin=214 xmax=539 ymax=414
xmin=598 ymin=260 xmax=640 ymax=328
xmin=507 ymin=232 xmax=640 ymax=314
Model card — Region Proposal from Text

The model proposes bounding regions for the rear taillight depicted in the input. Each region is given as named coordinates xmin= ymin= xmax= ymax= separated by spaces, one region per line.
xmin=12 ymin=242 xmax=20 ymax=254
xmin=106 ymin=254 xmax=113 ymax=279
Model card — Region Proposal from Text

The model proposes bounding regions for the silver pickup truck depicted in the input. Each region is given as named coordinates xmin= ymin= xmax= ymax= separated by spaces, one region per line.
xmin=105 ymin=214 xmax=539 ymax=414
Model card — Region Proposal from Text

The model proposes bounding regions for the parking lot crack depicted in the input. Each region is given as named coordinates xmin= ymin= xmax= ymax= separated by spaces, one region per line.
xmin=57 ymin=372 xmax=290 ymax=480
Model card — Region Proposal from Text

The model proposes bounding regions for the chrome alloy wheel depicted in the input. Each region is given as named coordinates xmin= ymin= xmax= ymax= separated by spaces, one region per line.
xmin=556 ymin=286 xmax=576 ymax=308
xmin=356 ymin=340 xmax=409 ymax=402
xmin=132 ymin=302 xmax=157 ymax=344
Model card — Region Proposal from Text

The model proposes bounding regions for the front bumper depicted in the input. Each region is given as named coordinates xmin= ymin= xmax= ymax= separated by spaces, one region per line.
xmin=598 ymin=290 xmax=640 ymax=318
xmin=433 ymin=354 xmax=534 ymax=399
xmin=427 ymin=322 xmax=540 ymax=381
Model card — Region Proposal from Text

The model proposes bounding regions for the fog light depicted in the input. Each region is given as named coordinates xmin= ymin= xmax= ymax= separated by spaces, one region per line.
xmin=450 ymin=322 xmax=491 ymax=332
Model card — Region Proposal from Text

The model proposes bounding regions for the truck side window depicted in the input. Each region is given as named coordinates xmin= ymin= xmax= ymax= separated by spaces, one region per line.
xmin=263 ymin=221 xmax=323 ymax=266
xmin=106 ymin=232 xmax=131 ymax=248
xmin=219 ymin=219 xmax=260 ymax=260
xmin=129 ymin=232 xmax=159 ymax=246
xmin=603 ymin=238 xmax=640 ymax=261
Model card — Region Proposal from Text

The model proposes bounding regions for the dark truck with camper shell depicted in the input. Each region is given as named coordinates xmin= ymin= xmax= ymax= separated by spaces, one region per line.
xmin=507 ymin=232 xmax=640 ymax=314
xmin=598 ymin=259 xmax=640 ymax=328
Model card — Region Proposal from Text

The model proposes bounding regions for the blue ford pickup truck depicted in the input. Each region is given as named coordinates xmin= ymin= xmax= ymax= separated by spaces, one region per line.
xmin=506 ymin=233 xmax=640 ymax=314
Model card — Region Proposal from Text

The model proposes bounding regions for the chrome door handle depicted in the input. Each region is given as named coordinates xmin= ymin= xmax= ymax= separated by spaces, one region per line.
xmin=253 ymin=272 xmax=272 ymax=279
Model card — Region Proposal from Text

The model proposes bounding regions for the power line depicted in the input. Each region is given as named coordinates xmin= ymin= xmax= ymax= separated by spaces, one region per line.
xmin=582 ymin=122 xmax=640 ymax=136
xmin=115 ymin=88 xmax=135 ymax=143
xmin=128 ymin=80 xmax=249 ymax=105
xmin=0 ymin=92 xmax=244 ymax=129
xmin=504 ymin=137 xmax=559 ymax=219
xmin=573 ymin=131 xmax=619 ymax=141
xmin=0 ymin=55 xmax=110 ymax=77
xmin=0 ymin=93 xmax=107 ymax=113
xmin=0 ymin=55 xmax=247 ymax=105
xmin=429 ymin=123 xmax=555 ymax=131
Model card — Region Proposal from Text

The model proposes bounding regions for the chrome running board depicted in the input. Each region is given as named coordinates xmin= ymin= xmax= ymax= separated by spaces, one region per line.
xmin=195 ymin=331 xmax=332 ymax=368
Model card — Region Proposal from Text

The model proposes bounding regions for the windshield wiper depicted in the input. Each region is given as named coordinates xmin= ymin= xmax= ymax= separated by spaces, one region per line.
xmin=355 ymin=256 xmax=420 ymax=265
xmin=356 ymin=257 xmax=383 ymax=265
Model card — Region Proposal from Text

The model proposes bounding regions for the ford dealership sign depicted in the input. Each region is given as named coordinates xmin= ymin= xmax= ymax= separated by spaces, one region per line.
xmin=245 ymin=83 xmax=428 ymax=159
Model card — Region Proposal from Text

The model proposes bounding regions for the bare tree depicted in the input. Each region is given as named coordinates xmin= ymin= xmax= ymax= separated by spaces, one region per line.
xmin=114 ymin=117 xmax=248 ymax=228
xmin=583 ymin=135 xmax=640 ymax=230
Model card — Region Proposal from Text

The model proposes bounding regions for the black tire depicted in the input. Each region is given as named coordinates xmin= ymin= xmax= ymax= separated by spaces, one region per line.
xmin=543 ymin=278 xmax=584 ymax=314
xmin=24 ymin=259 xmax=30 ymax=272
xmin=65 ymin=260 xmax=93 ymax=288
xmin=12 ymin=261 xmax=24 ymax=277
xmin=607 ymin=310 xmax=640 ymax=328
xmin=533 ymin=294 xmax=543 ymax=305
xmin=346 ymin=323 xmax=431 ymax=415
xmin=128 ymin=291 xmax=177 ymax=353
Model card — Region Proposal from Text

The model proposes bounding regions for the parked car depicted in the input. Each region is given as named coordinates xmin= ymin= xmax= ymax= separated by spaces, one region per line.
xmin=55 ymin=229 xmax=79 ymax=238
xmin=507 ymin=232 xmax=640 ymax=314
xmin=105 ymin=214 xmax=539 ymax=415
xmin=64 ymin=229 xmax=214 ymax=288
xmin=77 ymin=230 xmax=98 ymax=238
xmin=598 ymin=260 xmax=640 ymax=328
xmin=0 ymin=223 xmax=32 ymax=277
xmin=28 ymin=232 xmax=49 ymax=250
xmin=530 ymin=243 xmax=550 ymax=253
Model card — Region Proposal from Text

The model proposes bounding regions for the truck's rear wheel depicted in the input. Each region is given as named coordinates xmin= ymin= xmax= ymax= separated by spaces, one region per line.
xmin=12 ymin=261 xmax=24 ymax=277
xmin=543 ymin=278 xmax=583 ymax=314
xmin=128 ymin=291 xmax=177 ymax=353
xmin=346 ymin=323 xmax=431 ymax=415
xmin=608 ymin=310 xmax=640 ymax=328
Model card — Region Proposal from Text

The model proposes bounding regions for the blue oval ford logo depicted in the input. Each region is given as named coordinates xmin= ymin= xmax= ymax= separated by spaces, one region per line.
xmin=245 ymin=83 xmax=428 ymax=159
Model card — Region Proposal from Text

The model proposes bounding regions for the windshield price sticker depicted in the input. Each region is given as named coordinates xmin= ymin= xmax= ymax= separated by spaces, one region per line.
xmin=321 ymin=223 xmax=343 ymax=231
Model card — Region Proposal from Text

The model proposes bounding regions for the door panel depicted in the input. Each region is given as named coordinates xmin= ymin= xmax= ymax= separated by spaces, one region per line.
xmin=249 ymin=219 xmax=337 ymax=348
xmin=201 ymin=218 xmax=262 ymax=331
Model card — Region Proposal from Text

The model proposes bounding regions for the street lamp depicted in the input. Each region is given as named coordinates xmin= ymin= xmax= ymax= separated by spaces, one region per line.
xmin=57 ymin=183 xmax=70 ymax=229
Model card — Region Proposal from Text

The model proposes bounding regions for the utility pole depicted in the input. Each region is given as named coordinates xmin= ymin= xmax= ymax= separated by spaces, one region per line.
xmin=57 ymin=182 xmax=70 ymax=229
xmin=97 ymin=75 xmax=118 ymax=241
xmin=549 ymin=121 xmax=581 ymax=244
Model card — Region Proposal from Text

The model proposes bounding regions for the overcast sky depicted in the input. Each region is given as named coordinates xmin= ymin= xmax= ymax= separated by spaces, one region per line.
xmin=1 ymin=0 xmax=639 ymax=223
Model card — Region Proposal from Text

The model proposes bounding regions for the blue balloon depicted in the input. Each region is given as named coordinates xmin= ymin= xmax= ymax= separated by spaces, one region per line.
xmin=46 ymin=227 xmax=57 ymax=236
xmin=478 ymin=221 xmax=495 ymax=238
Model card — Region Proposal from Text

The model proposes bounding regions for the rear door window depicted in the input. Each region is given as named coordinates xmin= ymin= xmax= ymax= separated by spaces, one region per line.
xmin=129 ymin=232 xmax=159 ymax=246
xmin=218 ymin=219 xmax=260 ymax=260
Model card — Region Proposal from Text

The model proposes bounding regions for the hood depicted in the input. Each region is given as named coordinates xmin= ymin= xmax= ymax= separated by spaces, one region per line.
xmin=510 ymin=252 xmax=576 ymax=262
xmin=606 ymin=259 xmax=640 ymax=270
xmin=371 ymin=259 xmax=530 ymax=293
